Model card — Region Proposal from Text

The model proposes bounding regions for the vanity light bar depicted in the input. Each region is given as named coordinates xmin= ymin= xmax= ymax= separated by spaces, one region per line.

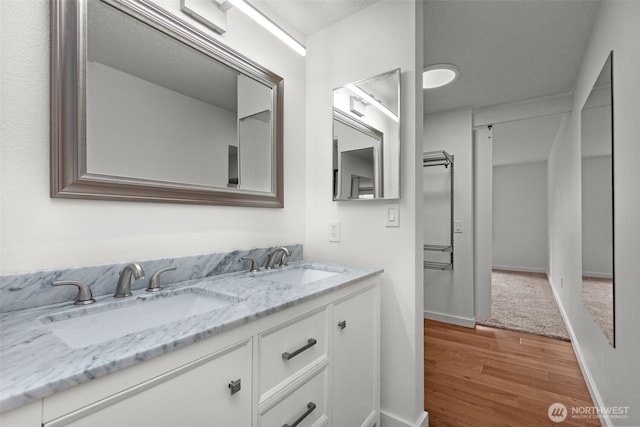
xmin=347 ymin=84 xmax=399 ymax=122
xmin=226 ymin=0 xmax=306 ymax=56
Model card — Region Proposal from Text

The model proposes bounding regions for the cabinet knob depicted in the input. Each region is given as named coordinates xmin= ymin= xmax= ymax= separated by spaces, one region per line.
xmin=228 ymin=379 xmax=241 ymax=395
xmin=338 ymin=320 xmax=347 ymax=330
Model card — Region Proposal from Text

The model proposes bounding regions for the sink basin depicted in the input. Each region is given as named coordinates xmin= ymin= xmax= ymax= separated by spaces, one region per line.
xmin=261 ymin=267 xmax=341 ymax=285
xmin=40 ymin=288 xmax=239 ymax=349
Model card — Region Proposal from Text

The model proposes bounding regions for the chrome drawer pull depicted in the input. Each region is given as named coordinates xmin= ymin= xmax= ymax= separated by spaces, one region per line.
xmin=282 ymin=338 xmax=317 ymax=360
xmin=338 ymin=320 xmax=347 ymax=330
xmin=282 ymin=401 xmax=316 ymax=427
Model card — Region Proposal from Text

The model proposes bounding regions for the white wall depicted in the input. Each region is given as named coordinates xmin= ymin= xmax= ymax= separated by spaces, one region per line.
xmin=547 ymin=1 xmax=640 ymax=425
xmin=423 ymin=108 xmax=475 ymax=326
xmin=0 ymin=0 xmax=306 ymax=274
xmin=305 ymin=1 xmax=426 ymax=425
xmin=87 ymin=61 xmax=236 ymax=187
xmin=493 ymin=161 xmax=548 ymax=273
xmin=473 ymin=127 xmax=493 ymax=319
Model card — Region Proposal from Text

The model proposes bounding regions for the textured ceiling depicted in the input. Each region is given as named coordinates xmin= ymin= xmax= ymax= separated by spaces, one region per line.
xmin=253 ymin=0 xmax=379 ymax=36
xmin=422 ymin=0 xmax=601 ymax=115
xmin=492 ymin=114 xmax=563 ymax=166
xmin=88 ymin=0 xmax=239 ymax=111
xmin=257 ymin=0 xmax=600 ymax=115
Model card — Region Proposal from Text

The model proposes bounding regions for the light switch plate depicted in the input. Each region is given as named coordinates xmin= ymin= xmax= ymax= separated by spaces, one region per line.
xmin=454 ymin=220 xmax=463 ymax=233
xmin=329 ymin=221 xmax=341 ymax=242
xmin=386 ymin=204 xmax=400 ymax=227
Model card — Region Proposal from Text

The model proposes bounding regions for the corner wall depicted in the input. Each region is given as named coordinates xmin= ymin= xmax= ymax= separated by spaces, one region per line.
xmin=547 ymin=1 xmax=640 ymax=425
xmin=0 ymin=0 xmax=306 ymax=275
xmin=305 ymin=2 xmax=426 ymax=426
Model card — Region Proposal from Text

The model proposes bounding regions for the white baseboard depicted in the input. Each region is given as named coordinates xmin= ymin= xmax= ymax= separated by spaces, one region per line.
xmin=582 ymin=271 xmax=613 ymax=280
xmin=546 ymin=274 xmax=611 ymax=427
xmin=380 ymin=410 xmax=428 ymax=427
xmin=423 ymin=310 xmax=475 ymax=328
xmin=492 ymin=265 xmax=548 ymax=274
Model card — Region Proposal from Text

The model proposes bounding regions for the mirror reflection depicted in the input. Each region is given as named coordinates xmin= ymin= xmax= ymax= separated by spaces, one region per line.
xmin=333 ymin=69 xmax=400 ymax=200
xmin=86 ymin=0 xmax=272 ymax=191
xmin=581 ymin=51 xmax=614 ymax=346
xmin=51 ymin=0 xmax=283 ymax=207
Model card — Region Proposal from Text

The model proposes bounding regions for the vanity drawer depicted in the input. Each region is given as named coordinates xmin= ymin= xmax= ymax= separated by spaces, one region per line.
xmin=258 ymin=367 xmax=328 ymax=427
xmin=259 ymin=308 xmax=328 ymax=397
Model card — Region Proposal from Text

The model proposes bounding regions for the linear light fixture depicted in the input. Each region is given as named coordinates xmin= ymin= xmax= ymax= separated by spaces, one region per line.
xmin=226 ymin=0 xmax=306 ymax=56
xmin=347 ymin=84 xmax=399 ymax=122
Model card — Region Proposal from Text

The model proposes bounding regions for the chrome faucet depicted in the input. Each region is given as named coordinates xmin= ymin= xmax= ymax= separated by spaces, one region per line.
xmin=114 ymin=263 xmax=145 ymax=298
xmin=265 ymin=247 xmax=290 ymax=269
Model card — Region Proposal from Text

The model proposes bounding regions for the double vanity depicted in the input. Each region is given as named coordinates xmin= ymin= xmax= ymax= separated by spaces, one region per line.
xmin=0 ymin=250 xmax=381 ymax=427
xmin=0 ymin=0 xmax=386 ymax=424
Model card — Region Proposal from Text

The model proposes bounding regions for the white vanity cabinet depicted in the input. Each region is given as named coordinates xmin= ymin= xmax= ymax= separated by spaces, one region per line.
xmin=332 ymin=286 xmax=380 ymax=427
xmin=3 ymin=274 xmax=380 ymax=427
xmin=0 ymin=400 xmax=42 ymax=426
xmin=43 ymin=339 xmax=253 ymax=427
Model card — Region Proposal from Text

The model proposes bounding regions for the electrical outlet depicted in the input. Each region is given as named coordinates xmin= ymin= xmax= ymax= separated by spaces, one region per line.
xmin=329 ymin=221 xmax=341 ymax=242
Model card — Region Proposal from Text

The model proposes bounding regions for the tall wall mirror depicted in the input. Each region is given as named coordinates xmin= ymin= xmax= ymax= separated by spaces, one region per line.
xmin=581 ymin=51 xmax=614 ymax=346
xmin=332 ymin=69 xmax=400 ymax=200
xmin=51 ymin=0 xmax=283 ymax=207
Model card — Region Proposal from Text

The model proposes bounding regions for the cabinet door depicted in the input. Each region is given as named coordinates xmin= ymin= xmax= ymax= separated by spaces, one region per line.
xmin=46 ymin=340 xmax=252 ymax=427
xmin=332 ymin=286 xmax=379 ymax=427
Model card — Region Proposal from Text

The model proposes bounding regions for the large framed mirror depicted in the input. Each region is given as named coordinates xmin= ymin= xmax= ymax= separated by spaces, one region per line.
xmin=51 ymin=0 xmax=283 ymax=207
xmin=332 ymin=69 xmax=400 ymax=200
xmin=581 ymin=51 xmax=614 ymax=346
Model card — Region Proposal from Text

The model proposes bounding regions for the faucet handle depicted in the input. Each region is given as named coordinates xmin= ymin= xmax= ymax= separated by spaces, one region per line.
xmin=146 ymin=266 xmax=177 ymax=292
xmin=241 ymin=256 xmax=260 ymax=272
xmin=51 ymin=280 xmax=96 ymax=305
xmin=280 ymin=253 xmax=289 ymax=267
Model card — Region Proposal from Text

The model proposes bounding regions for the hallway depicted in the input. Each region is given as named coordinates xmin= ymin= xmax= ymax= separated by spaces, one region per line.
xmin=424 ymin=319 xmax=599 ymax=427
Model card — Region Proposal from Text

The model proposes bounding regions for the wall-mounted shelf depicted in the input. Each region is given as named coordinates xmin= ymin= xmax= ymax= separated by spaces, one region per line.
xmin=423 ymin=150 xmax=453 ymax=168
xmin=423 ymin=150 xmax=454 ymax=270
xmin=423 ymin=261 xmax=454 ymax=271
xmin=423 ymin=244 xmax=452 ymax=252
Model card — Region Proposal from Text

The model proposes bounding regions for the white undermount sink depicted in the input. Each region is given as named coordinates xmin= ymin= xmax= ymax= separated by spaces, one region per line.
xmin=40 ymin=288 xmax=239 ymax=349
xmin=260 ymin=266 xmax=342 ymax=285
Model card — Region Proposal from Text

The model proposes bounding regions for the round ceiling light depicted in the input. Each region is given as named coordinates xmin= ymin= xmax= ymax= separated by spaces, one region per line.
xmin=423 ymin=64 xmax=459 ymax=89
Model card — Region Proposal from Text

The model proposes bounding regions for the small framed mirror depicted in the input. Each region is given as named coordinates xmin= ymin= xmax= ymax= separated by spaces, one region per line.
xmin=51 ymin=0 xmax=283 ymax=207
xmin=332 ymin=69 xmax=400 ymax=200
xmin=581 ymin=51 xmax=614 ymax=346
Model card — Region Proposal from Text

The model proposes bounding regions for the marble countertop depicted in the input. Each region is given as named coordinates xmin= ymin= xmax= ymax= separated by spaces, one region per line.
xmin=0 ymin=262 xmax=382 ymax=412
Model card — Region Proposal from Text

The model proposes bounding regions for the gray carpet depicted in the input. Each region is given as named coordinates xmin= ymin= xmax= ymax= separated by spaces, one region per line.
xmin=476 ymin=270 xmax=570 ymax=341
xmin=582 ymin=276 xmax=614 ymax=344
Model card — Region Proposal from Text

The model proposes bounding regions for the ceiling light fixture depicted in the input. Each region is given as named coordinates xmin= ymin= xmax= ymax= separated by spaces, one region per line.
xmin=423 ymin=64 xmax=459 ymax=89
xmin=226 ymin=0 xmax=306 ymax=56
xmin=347 ymin=84 xmax=399 ymax=122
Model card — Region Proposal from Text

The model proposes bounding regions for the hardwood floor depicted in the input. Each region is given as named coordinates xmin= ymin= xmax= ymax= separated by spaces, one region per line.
xmin=424 ymin=319 xmax=600 ymax=427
